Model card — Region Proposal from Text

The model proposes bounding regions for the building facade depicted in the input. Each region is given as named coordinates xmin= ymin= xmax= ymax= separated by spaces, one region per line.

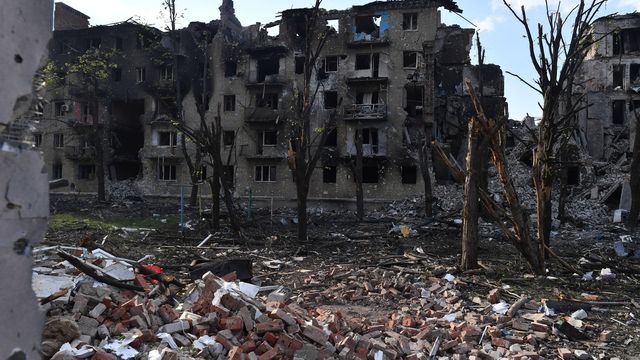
xmin=30 ymin=0 xmax=506 ymax=206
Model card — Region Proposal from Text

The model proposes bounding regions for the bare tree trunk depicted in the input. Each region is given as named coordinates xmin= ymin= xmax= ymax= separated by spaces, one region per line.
xmin=533 ymin=119 xmax=554 ymax=261
xmin=628 ymin=118 xmax=640 ymax=228
xmin=462 ymin=117 xmax=480 ymax=270
xmin=419 ymin=125 xmax=433 ymax=217
xmin=95 ymin=124 xmax=106 ymax=201
xmin=296 ymin=177 xmax=308 ymax=242
xmin=355 ymin=124 xmax=364 ymax=221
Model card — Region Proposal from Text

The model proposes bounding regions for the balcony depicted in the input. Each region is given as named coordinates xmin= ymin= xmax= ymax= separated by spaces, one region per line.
xmin=64 ymin=146 xmax=95 ymax=160
xmin=245 ymin=108 xmax=280 ymax=124
xmin=343 ymin=104 xmax=387 ymax=121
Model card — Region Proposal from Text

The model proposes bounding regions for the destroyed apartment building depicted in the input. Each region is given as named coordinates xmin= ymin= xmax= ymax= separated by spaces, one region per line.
xmin=28 ymin=0 xmax=506 ymax=206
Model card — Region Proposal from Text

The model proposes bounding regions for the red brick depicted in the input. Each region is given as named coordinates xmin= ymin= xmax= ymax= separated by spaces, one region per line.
xmin=222 ymin=271 xmax=237 ymax=282
xmin=531 ymin=322 xmax=549 ymax=333
xmin=221 ymin=316 xmax=244 ymax=331
xmin=215 ymin=334 xmax=234 ymax=350
xmin=159 ymin=304 xmax=179 ymax=323
xmin=441 ymin=339 xmax=459 ymax=351
xmin=240 ymin=339 xmax=257 ymax=353
xmin=134 ymin=275 xmax=151 ymax=291
xmin=402 ymin=316 xmax=416 ymax=327
xmin=255 ymin=341 xmax=273 ymax=355
xmin=91 ymin=351 xmax=117 ymax=360
xmin=263 ymin=332 xmax=279 ymax=346
xmin=228 ymin=346 xmax=243 ymax=360
xmin=270 ymin=309 xmax=297 ymax=326
xmin=256 ymin=320 xmax=284 ymax=334
xmin=303 ymin=325 xmax=329 ymax=344
xmin=491 ymin=337 xmax=511 ymax=348
xmin=110 ymin=306 xmax=128 ymax=321
xmin=258 ymin=347 xmax=278 ymax=360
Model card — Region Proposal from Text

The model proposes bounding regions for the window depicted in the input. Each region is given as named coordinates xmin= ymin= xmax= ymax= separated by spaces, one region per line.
xmin=355 ymin=54 xmax=371 ymax=70
xmin=81 ymin=103 xmax=92 ymax=123
xmin=262 ymin=130 xmax=277 ymax=146
xmin=53 ymin=133 xmax=64 ymax=148
xmin=197 ymin=166 xmax=207 ymax=182
xmin=114 ymin=37 xmax=123 ymax=50
xmin=356 ymin=91 xmax=379 ymax=104
xmin=136 ymin=67 xmax=146 ymax=83
xmin=222 ymin=166 xmax=234 ymax=188
xmin=136 ymin=34 xmax=150 ymax=49
xmin=224 ymin=95 xmax=236 ymax=112
xmin=362 ymin=165 xmax=379 ymax=183
xmin=223 ymin=131 xmax=235 ymax=147
xmin=323 ymin=165 xmax=337 ymax=183
xmin=323 ymin=56 xmax=338 ymax=72
xmin=225 ymin=60 xmax=237 ymax=77
xmin=34 ymin=103 xmax=43 ymax=118
xmin=324 ymin=91 xmax=338 ymax=109
xmin=613 ymin=100 xmax=626 ymax=125
xmin=55 ymin=102 xmax=66 ymax=117
xmin=631 ymin=64 xmax=640 ymax=86
xmin=613 ymin=32 xmax=623 ymax=55
xmin=567 ymin=166 xmax=580 ymax=186
xmin=257 ymin=58 xmax=279 ymax=82
xmin=113 ymin=68 xmax=122 ymax=82
xmin=403 ymin=51 xmax=418 ymax=68
xmin=52 ymin=163 xmax=63 ymax=180
xmin=161 ymin=65 xmax=173 ymax=81
xmin=356 ymin=128 xmax=379 ymax=154
xmin=325 ymin=128 xmax=337 ymax=147
xmin=403 ymin=13 xmax=418 ymax=31
xmin=87 ymin=38 xmax=101 ymax=49
xmin=354 ymin=15 xmax=381 ymax=39
xmin=158 ymin=164 xmax=177 ymax=181
xmin=613 ymin=64 xmax=624 ymax=88
xmin=401 ymin=166 xmax=417 ymax=184
xmin=33 ymin=133 xmax=42 ymax=148
xmin=295 ymin=56 xmax=305 ymax=74
xmin=158 ymin=131 xmax=177 ymax=147
xmin=78 ymin=164 xmax=96 ymax=180
xmin=255 ymin=165 xmax=276 ymax=182
xmin=256 ymin=94 xmax=278 ymax=109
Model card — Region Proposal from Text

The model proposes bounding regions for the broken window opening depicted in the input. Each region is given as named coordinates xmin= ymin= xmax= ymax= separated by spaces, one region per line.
xmin=78 ymin=164 xmax=96 ymax=180
xmin=136 ymin=34 xmax=151 ymax=49
xmin=612 ymin=100 xmax=626 ymax=125
xmin=157 ymin=163 xmax=177 ymax=181
xmin=262 ymin=130 xmax=278 ymax=146
xmin=401 ymin=165 xmax=417 ymax=184
xmin=323 ymin=165 xmax=337 ymax=183
xmin=55 ymin=101 xmax=67 ymax=117
xmin=405 ymin=86 xmax=423 ymax=117
xmin=403 ymin=51 xmax=418 ymax=69
xmin=136 ymin=67 xmax=146 ymax=83
xmin=222 ymin=165 xmax=234 ymax=188
xmin=362 ymin=164 xmax=379 ymax=183
xmin=613 ymin=32 xmax=623 ymax=55
xmin=356 ymin=128 xmax=379 ymax=154
xmin=566 ymin=166 xmax=580 ymax=186
xmin=114 ymin=37 xmax=123 ymax=50
xmin=631 ymin=100 xmax=640 ymax=113
xmin=355 ymin=54 xmax=371 ymax=70
xmin=53 ymin=133 xmax=64 ymax=148
xmin=112 ymin=99 xmax=145 ymax=180
xmin=197 ymin=166 xmax=207 ymax=182
xmin=323 ymin=56 xmax=338 ymax=72
xmin=257 ymin=58 xmax=279 ymax=82
xmin=87 ymin=38 xmax=101 ymax=49
xmin=325 ymin=128 xmax=337 ymax=147
xmin=223 ymin=131 xmax=235 ymax=147
xmin=295 ymin=56 xmax=305 ymax=74
xmin=81 ymin=102 xmax=93 ymax=123
xmin=158 ymin=131 xmax=178 ymax=147
xmin=225 ymin=60 xmax=238 ymax=77
xmin=630 ymin=64 xmax=640 ymax=87
xmin=33 ymin=133 xmax=42 ymax=148
xmin=324 ymin=91 xmax=338 ymax=109
xmin=224 ymin=95 xmax=236 ymax=112
xmin=327 ymin=19 xmax=339 ymax=33
xmin=354 ymin=15 xmax=381 ymax=40
xmin=52 ymin=163 xmax=63 ymax=180
xmin=403 ymin=13 xmax=418 ymax=31
xmin=255 ymin=165 xmax=276 ymax=182
xmin=160 ymin=65 xmax=173 ymax=81
xmin=622 ymin=28 xmax=640 ymax=54
xmin=613 ymin=64 xmax=624 ymax=88
xmin=356 ymin=91 xmax=380 ymax=104
xmin=256 ymin=93 xmax=278 ymax=109
xmin=113 ymin=68 xmax=122 ymax=82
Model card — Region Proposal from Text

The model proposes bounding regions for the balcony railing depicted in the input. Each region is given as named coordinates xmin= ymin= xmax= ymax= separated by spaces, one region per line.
xmin=343 ymin=104 xmax=387 ymax=120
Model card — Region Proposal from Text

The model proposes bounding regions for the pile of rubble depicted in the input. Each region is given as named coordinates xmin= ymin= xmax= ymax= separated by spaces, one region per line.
xmin=34 ymin=245 xmax=623 ymax=360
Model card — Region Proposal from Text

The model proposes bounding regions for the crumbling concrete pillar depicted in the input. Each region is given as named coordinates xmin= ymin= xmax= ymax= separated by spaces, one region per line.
xmin=0 ymin=0 xmax=53 ymax=359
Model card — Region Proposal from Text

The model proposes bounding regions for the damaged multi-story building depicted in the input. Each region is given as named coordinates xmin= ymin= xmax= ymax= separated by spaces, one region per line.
xmin=29 ymin=0 xmax=506 ymax=206
xmin=574 ymin=13 xmax=640 ymax=161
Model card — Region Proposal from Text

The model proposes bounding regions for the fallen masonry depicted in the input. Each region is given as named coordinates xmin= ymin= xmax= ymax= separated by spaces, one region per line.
xmin=33 ymin=246 xmax=626 ymax=360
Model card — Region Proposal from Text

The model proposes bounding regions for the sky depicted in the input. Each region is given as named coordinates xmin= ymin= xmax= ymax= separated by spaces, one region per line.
xmin=59 ymin=0 xmax=640 ymax=120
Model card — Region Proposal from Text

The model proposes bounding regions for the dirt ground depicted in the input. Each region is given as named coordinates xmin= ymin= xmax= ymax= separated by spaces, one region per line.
xmin=43 ymin=194 xmax=640 ymax=359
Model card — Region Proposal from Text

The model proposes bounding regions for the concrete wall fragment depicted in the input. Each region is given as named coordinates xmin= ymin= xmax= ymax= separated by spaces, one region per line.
xmin=0 ymin=0 xmax=53 ymax=359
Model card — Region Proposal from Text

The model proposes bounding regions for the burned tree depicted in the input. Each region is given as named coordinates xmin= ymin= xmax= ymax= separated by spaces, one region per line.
xmin=286 ymin=0 xmax=338 ymax=242
xmin=503 ymin=0 xmax=606 ymax=260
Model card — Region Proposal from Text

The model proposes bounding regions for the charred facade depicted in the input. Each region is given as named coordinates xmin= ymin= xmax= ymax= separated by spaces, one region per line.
xmin=31 ymin=0 xmax=506 ymax=206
